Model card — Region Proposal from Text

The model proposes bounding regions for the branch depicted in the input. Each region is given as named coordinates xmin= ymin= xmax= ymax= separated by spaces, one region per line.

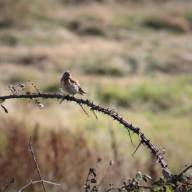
xmin=18 ymin=179 xmax=61 ymax=192
xmin=28 ymin=137 xmax=47 ymax=192
xmin=84 ymin=168 xmax=97 ymax=192
xmin=104 ymin=184 xmax=152 ymax=192
xmin=0 ymin=93 xmax=172 ymax=179
xmin=178 ymin=164 xmax=192 ymax=178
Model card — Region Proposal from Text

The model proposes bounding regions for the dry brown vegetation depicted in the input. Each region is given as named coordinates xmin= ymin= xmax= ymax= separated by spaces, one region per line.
xmin=0 ymin=94 xmax=191 ymax=191
xmin=0 ymin=118 xmax=164 ymax=192
xmin=0 ymin=119 xmax=95 ymax=191
xmin=0 ymin=0 xmax=192 ymax=191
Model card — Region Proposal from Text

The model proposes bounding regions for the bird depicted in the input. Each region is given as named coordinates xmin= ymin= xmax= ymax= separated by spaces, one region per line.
xmin=60 ymin=71 xmax=86 ymax=96
xmin=60 ymin=71 xmax=98 ymax=119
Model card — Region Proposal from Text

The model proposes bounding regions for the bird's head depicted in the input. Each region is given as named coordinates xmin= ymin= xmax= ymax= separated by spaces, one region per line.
xmin=62 ymin=71 xmax=71 ymax=80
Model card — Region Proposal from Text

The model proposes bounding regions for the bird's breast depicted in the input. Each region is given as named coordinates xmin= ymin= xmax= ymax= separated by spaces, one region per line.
xmin=62 ymin=79 xmax=79 ymax=94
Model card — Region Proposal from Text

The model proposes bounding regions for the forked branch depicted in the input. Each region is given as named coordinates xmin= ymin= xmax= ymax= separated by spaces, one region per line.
xmin=18 ymin=180 xmax=61 ymax=192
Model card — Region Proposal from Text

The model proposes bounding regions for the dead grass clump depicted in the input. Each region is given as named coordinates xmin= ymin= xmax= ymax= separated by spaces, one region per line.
xmin=0 ymin=120 xmax=34 ymax=186
xmin=0 ymin=120 xmax=95 ymax=191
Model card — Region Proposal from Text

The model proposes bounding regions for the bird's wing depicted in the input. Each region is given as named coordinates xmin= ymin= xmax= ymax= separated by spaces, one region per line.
xmin=69 ymin=77 xmax=86 ymax=95
xmin=69 ymin=77 xmax=80 ymax=86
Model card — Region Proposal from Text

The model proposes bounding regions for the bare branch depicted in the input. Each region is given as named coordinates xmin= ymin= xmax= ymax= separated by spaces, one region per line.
xmin=178 ymin=164 xmax=192 ymax=177
xmin=18 ymin=179 xmax=61 ymax=192
xmin=0 ymin=93 xmax=172 ymax=179
xmin=28 ymin=137 xmax=47 ymax=192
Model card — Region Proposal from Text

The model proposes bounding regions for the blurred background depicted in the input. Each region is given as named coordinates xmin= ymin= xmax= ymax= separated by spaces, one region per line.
xmin=0 ymin=0 xmax=192 ymax=191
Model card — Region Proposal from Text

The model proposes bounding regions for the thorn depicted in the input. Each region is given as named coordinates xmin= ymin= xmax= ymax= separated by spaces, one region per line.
xmin=91 ymin=109 xmax=98 ymax=120
xmin=59 ymin=98 xmax=64 ymax=104
xmin=127 ymin=130 xmax=134 ymax=146
xmin=1 ymin=104 xmax=8 ymax=113
xmin=132 ymin=141 xmax=142 ymax=156
xmin=79 ymin=103 xmax=89 ymax=117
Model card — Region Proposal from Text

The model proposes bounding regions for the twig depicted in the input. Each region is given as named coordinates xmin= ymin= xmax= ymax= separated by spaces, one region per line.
xmin=122 ymin=184 xmax=152 ymax=190
xmin=132 ymin=141 xmax=142 ymax=156
xmin=28 ymin=137 xmax=47 ymax=192
xmin=178 ymin=164 xmax=192 ymax=177
xmin=0 ymin=93 xmax=172 ymax=179
xmin=127 ymin=129 xmax=134 ymax=146
xmin=104 ymin=184 xmax=152 ymax=192
xmin=18 ymin=179 xmax=61 ymax=192
xmin=85 ymin=169 xmax=92 ymax=192
xmin=0 ymin=177 xmax=14 ymax=192
xmin=84 ymin=168 xmax=97 ymax=192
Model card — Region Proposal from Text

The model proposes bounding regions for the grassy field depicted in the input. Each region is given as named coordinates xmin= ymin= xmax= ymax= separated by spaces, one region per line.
xmin=0 ymin=0 xmax=192 ymax=191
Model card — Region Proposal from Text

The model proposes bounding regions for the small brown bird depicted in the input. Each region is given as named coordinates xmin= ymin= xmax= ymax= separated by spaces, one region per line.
xmin=60 ymin=71 xmax=86 ymax=96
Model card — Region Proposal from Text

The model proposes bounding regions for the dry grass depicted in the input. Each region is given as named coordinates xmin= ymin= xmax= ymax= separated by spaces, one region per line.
xmin=0 ymin=118 xmax=165 ymax=192
xmin=0 ymin=119 xmax=95 ymax=191
xmin=0 ymin=0 xmax=192 ymax=191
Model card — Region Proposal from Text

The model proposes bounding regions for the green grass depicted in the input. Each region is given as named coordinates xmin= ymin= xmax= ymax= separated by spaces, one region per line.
xmin=80 ymin=55 xmax=129 ymax=76
xmin=111 ymin=14 xmax=142 ymax=30
xmin=184 ymin=11 xmax=192 ymax=24
xmin=97 ymin=77 xmax=192 ymax=112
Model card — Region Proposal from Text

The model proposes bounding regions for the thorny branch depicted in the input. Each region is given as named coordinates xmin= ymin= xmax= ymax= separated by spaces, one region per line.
xmin=0 ymin=93 xmax=172 ymax=179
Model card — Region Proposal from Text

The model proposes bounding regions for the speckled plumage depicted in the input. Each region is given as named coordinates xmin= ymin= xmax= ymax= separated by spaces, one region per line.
xmin=60 ymin=71 xmax=86 ymax=95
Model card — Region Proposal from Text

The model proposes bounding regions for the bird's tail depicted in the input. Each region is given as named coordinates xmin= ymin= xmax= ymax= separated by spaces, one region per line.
xmin=79 ymin=87 xmax=86 ymax=95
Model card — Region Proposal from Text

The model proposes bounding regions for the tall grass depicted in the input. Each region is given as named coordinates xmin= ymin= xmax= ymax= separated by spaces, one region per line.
xmin=0 ymin=119 xmax=94 ymax=191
